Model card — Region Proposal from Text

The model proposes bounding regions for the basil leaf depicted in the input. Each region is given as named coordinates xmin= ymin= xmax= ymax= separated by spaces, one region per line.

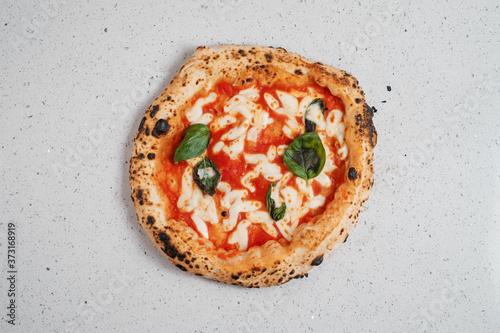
xmin=266 ymin=182 xmax=286 ymax=221
xmin=304 ymin=98 xmax=326 ymax=132
xmin=174 ymin=124 xmax=210 ymax=163
xmin=283 ymin=132 xmax=326 ymax=183
xmin=192 ymin=157 xmax=220 ymax=196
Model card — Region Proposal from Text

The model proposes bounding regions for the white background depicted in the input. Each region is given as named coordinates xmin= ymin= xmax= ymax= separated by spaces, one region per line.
xmin=1 ymin=0 xmax=499 ymax=332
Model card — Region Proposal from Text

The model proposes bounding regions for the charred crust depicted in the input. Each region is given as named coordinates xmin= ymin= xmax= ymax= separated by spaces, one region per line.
xmin=150 ymin=105 xmax=160 ymax=118
xmin=294 ymin=69 xmax=303 ymax=75
xmin=355 ymin=98 xmax=362 ymax=104
xmin=176 ymin=264 xmax=187 ymax=271
xmin=265 ymin=53 xmax=273 ymax=62
xmin=145 ymin=127 xmax=150 ymax=136
xmin=343 ymin=235 xmax=349 ymax=243
xmin=348 ymin=167 xmax=358 ymax=180
xmin=158 ymin=232 xmax=178 ymax=259
xmin=136 ymin=189 xmax=143 ymax=200
xmin=231 ymin=274 xmax=240 ymax=280
xmin=138 ymin=153 xmax=145 ymax=159
xmin=147 ymin=153 xmax=156 ymax=160
xmin=311 ymin=255 xmax=324 ymax=266
xmin=177 ymin=253 xmax=186 ymax=261
xmin=138 ymin=117 xmax=146 ymax=131
xmin=167 ymin=96 xmax=172 ymax=101
xmin=238 ymin=49 xmax=246 ymax=56
xmin=147 ymin=216 xmax=155 ymax=225
xmin=340 ymin=228 xmax=345 ymax=235
xmin=152 ymin=118 xmax=170 ymax=137
xmin=354 ymin=104 xmax=377 ymax=147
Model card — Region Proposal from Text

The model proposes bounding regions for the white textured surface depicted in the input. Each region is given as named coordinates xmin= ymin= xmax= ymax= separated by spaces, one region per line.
xmin=1 ymin=0 xmax=499 ymax=332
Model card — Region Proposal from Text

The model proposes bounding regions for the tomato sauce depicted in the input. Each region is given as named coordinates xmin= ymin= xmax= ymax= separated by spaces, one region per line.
xmin=157 ymin=79 xmax=346 ymax=252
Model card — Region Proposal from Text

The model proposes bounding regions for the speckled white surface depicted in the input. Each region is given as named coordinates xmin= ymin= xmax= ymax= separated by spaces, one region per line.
xmin=1 ymin=0 xmax=499 ymax=332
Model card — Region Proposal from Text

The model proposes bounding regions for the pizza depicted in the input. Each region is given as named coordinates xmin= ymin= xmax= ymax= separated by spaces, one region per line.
xmin=129 ymin=45 xmax=377 ymax=287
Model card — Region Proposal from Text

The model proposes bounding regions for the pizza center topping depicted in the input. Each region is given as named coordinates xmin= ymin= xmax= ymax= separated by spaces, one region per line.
xmin=158 ymin=80 xmax=348 ymax=252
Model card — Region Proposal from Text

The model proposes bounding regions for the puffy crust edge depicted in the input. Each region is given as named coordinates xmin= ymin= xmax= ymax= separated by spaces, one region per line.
xmin=129 ymin=45 xmax=377 ymax=287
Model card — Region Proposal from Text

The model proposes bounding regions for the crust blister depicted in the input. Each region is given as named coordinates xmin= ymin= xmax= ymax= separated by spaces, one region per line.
xmin=129 ymin=44 xmax=376 ymax=287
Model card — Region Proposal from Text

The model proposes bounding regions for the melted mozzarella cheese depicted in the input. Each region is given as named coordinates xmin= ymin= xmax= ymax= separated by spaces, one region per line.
xmin=186 ymin=92 xmax=217 ymax=123
xmin=298 ymin=95 xmax=314 ymax=117
xmin=326 ymin=109 xmax=345 ymax=143
xmin=212 ymin=141 xmax=224 ymax=154
xmin=307 ymin=195 xmax=326 ymax=209
xmin=217 ymin=181 xmax=231 ymax=193
xmin=221 ymin=119 xmax=250 ymax=141
xmin=267 ymin=145 xmax=277 ymax=162
xmin=192 ymin=113 xmax=213 ymax=125
xmin=264 ymin=93 xmax=280 ymax=111
xmin=283 ymin=117 xmax=302 ymax=139
xmin=191 ymin=213 xmax=209 ymax=239
xmin=277 ymin=145 xmax=288 ymax=156
xmin=239 ymin=86 xmax=260 ymax=101
xmin=227 ymin=219 xmax=251 ymax=251
xmin=221 ymin=190 xmax=247 ymax=208
xmin=224 ymin=95 xmax=258 ymax=123
xmin=256 ymin=162 xmax=282 ymax=181
xmin=277 ymin=91 xmax=299 ymax=117
xmin=177 ymin=167 xmax=203 ymax=212
xmin=276 ymin=220 xmax=292 ymax=241
xmin=305 ymin=102 xmax=326 ymax=130
xmin=246 ymin=211 xmax=278 ymax=237
xmin=241 ymin=170 xmax=259 ymax=192
xmin=222 ymin=135 xmax=245 ymax=160
xmin=211 ymin=114 xmax=236 ymax=132
xmin=338 ymin=144 xmax=348 ymax=160
xmin=296 ymin=178 xmax=314 ymax=199
xmin=223 ymin=198 xmax=261 ymax=231
xmin=244 ymin=153 xmax=268 ymax=164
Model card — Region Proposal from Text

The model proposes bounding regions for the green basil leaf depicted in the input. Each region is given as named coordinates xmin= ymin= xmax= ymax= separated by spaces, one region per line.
xmin=266 ymin=182 xmax=286 ymax=221
xmin=283 ymin=132 xmax=326 ymax=183
xmin=304 ymin=98 xmax=326 ymax=132
xmin=192 ymin=157 xmax=221 ymax=196
xmin=174 ymin=124 xmax=210 ymax=163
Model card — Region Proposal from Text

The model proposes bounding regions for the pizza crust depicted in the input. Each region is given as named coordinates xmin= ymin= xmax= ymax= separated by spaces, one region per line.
xmin=129 ymin=45 xmax=377 ymax=287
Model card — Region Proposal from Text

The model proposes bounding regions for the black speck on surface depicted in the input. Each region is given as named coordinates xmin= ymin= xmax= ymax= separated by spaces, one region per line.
xmin=104 ymin=28 xmax=107 ymax=32
xmin=372 ymin=106 xmax=378 ymax=113
xmin=381 ymin=100 xmax=386 ymax=103
xmin=387 ymin=86 xmax=391 ymax=91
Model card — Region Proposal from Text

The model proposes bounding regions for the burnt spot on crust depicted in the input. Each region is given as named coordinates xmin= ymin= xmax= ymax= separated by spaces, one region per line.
xmin=176 ymin=264 xmax=187 ymax=271
xmin=355 ymin=98 xmax=362 ymax=104
xmin=138 ymin=153 xmax=145 ymax=159
xmin=158 ymin=232 xmax=178 ymax=258
xmin=147 ymin=216 xmax=155 ymax=225
xmin=138 ymin=117 xmax=146 ymax=131
xmin=167 ymin=96 xmax=172 ymax=101
xmin=147 ymin=153 xmax=156 ymax=160
xmin=136 ymin=189 xmax=143 ymax=200
xmin=265 ymin=53 xmax=273 ymax=62
xmin=348 ymin=167 xmax=358 ymax=180
xmin=150 ymin=105 xmax=160 ymax=118
xmin=145 ymin=127 xmax=150 ymax=136
xmin=238 ymin=49 xmax=246 ymax=56
xmin=343 ymin=234 xmax=349 ymax=243
xmin=311 ymin=255 xmax=324 ymax=266
xmin=231 ymin=274 xmax=239 ymax=280
xmin=355 ymin=104 xmax=377 ymax=147
xmin=294 ymin=69 xmax=303 ymax=75
xmin=152 ymin=118 xmax=170 ymax=137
